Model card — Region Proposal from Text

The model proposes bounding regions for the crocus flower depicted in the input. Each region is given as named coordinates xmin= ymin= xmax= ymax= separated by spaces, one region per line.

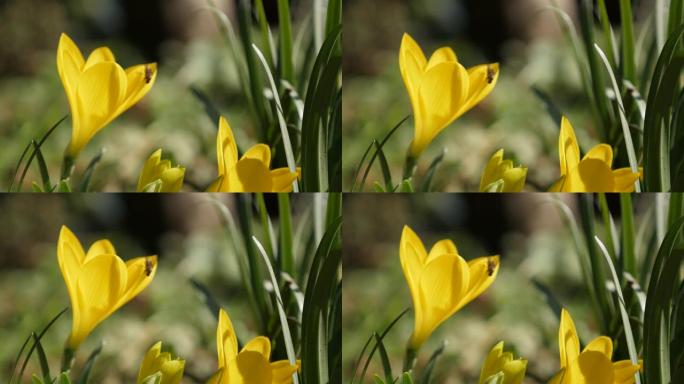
xmin=137 ymin=342 xmax=185 ymax=384
xmin=207 ymin=308 xmax=299 ymax=384
xmin=137 ymin=149 xmax=185 ymax=192
xmin=479 ymin=341 xmax=527 ymax=384
xmin=400 ymin=33 xmax=499 ymax=157
xmin=479 ymin=149 xmax=527 ymax=192
xmin=57 ymin=225 xmax=157 ymax=348
xmin=400 ymin=225 xmax=499 ymax=348
xmin=57 ymin=33 xmax=157 ymax=156
xmin=549 ymin=309 xmax=640 ymax=384
xmin=207 ymin=116 xmax=299 ymax=192
xmin=549 ymin=117 xmax=640 ymax=192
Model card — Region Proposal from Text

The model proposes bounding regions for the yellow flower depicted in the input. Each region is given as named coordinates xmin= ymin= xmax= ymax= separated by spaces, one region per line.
xmin=549 ymin=117 xmax=640 ymax=192
xmin=57 ymin=225 xmax=157 ymax=348
xmin=57 ymin=33 xmax=157 ymax=156
xmin=479 ymin=341 xmax=526 ymax=384
xmin=549 ymin=309 xmax=640 ymax=384
xmin=207 ymin=308 xmax=299 ymax=384
xmin=479 ymin=149 xmax=527 ymax=192
xmin=137 ymin=342 xmax=185 ymax=384
xmin=137 ymin=149 xmax=185 ymax=192
xmin=400 ymin=33 xmax=499 ymax=157
xmin=207 ymin=116 xmax=299 ymax=192
xmin=400 ymin=225 xmax=499 ymax=348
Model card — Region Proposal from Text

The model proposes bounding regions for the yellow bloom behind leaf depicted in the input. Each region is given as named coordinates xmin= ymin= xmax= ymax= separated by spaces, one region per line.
xmin=57 ymin=225 xmax=157 ymax=348
xmin=207 ymin=116 xmax=299 ymax=192
xmin=549 ymin=309 xmax=640 ymax=384
xmin=400 ymin=225 xmax=499 ymax=348
xmin=57 ymin=33 xmax=157 ymax=156
xmin=137 ymin=341 xmax=185 ymax=384
xmin=479 ymin=149 xmax=527 ymax=192
xmin=207 ymin=308 xmax=299 ymax=384
xmin=479 ymin=341 xmax=526 ymax=384
xmin=399 ymin=33 xmax=499 ymax=157
xmin=549 ymin=117 xmax=640 ymax=192
xmin=137 ymin=149 xmax=185 ymax=192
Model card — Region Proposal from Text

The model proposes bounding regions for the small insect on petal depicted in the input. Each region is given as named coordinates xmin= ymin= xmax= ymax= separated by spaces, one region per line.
xmin=486 ymin=65 xmax=496 ymax=84
xmin=145 ymin=258 xmax=154 ymax=276
xmin=144 ymin=65 xmax=153 ymax=84
xmin=487 ymin=257 xmax=497 ymax=276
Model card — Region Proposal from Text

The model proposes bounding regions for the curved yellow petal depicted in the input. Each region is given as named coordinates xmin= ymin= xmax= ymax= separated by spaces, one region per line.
xmin=84 ymin=47 xmax=116 ymax=70
xmin=558 ymin=309 xmax=580 ymax=369
xmin=612 ymin=168 xmax=640 ymax=192
xmin=119 ymin=256 xmax=157 ymax=305
xmin=583 ymin=144 xmax=614 ymax=168
xmin=70 ymin=61 xmax=127 ymax=155
xmin=399 ymin=225 xmax=428 ymax=293
xmin=270 ymin=168 xmax=299 ymax=192
xmin=217 ymin=308 xmax=239 ymax=368
xmin=583 ymin=336 xmax=613 ymax=360
xmin=217 ymin=116 xmax=239 ymax=177
xmin=480 ymin=149 xmax=504 ymax=191
xmin=242 ymin=144 xmax=272 ymax=168
xmin=426 ymin=47 xmax=458 ymax=71
xmin=559 ymin=117 xmax=580 ymax=177
xmin=460 ymin=255 xmax=499 ymax=306
xmin=57 ymin=225 xmax=86 ymax=298
xmin=241 ymin=336 xmax=271 ymax=359
xmin=566 ymin=351 xmax=614 ymax=383
xmin=118 ymin=63 xmax=157 ymax=114
xmin=613 ymin=360 xmax=640 ymax=384
xmin=459 ymin=63 xmax=499 ymax=118
xmin=85 ymin=239 xmax=117 ymax=262
xmin=229 ymin=158 xmax=274 ymax=192
xmin=399 ymin=33 xmax=428 ymax=104
xmin=233 ymin=351 xmax=272 ymax=384
xmin=502 ymin=167 xmax=527 ymax=192
xmin=57 ymin=34 xmax=85 ymax=110
xmin=138 ymin=149 xmax=164 ymax=191
xmin=270 ymin=360 xmax=299 ymax=384
xmin=427 ymin=239 xmax=458 ymax=263
xmin=568 ymin=158 xmax=615 ymax=192
xmin=159 ymin=167 xmax=185 ymax=192
xmin=411 ymin=62 xmax=469 ymax=156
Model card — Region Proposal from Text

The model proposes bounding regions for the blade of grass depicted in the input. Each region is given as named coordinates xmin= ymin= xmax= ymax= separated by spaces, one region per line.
xmin=595 ymin=236 xmax=642 ymax=384
xmin=79 ymin=149 xmax=104 ymax=192
xmin=253 ymin=44 xmax=300 ymax=192
xmin=277 ymin=0 xmax=294 ymax=83
xmin=255 ymin=193 xmax=276 ymax=262
xmin=31 ymin=140 xmax=51 ymax=192
xmin=253 ymin=237 xmax=300 ymax=384
xmin=356 ymin=116 xmax=410 ymax=192
xmin=420 ymin=149 xmax=446 ymax=192
xmin=255 ymin=0 xmax=276 ymax=68
xmin=15 ymin=308 xmax=68 ymax=384
xmin=620 ymin=194 xmax=637 ymax=276
xmin=76 ymin=343 xmax=103 ymax=384
xmin=619 ymin=0 xmax=636 ymax=84
xmin=374 ymin=333 xmax=393 ymax=383
xmin=373 ymin=141 xmax=393 ymax=192
xmin=597 ymin=0 xmax=618 ymax=68
xmin=278 ymin=193 xmax=295 ymax=277
xmin=419 ymin=342 xmax=447 ymax=384
xmin=595 ymin=44 xmax=641 ymax=191
xmin=31 ymin=333 xmax=50 ymax=384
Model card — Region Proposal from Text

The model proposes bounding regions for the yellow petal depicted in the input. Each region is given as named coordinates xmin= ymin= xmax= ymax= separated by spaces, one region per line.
xmin=460 ymin=255 xmax=499 ymax=306
xmin=270 ymin=360 xmax=299 ymax=384
xmin=583 ymin=144 xmax=614 ymax=168
xmin=217 ymin=308 xmax=239 ymax=368
xmin=84 ymin=47 xmax=116 ymax=70
xmin=217 ymin=116 xmax=239 ymax=177
xmin=501 ymin=359 xmax=527 ymax=384
xmin=558 ymin=309 xmax=580 ymax=369
xmin=566 ymin=158 xmax=615 ymax=192
xmin=565 ymin=351 xmax=614 ymax=383
xmin=70 ymin=61 xmax=127 ymax=155
xmin=233 ymin=351 xmax=272 ymax=384
xmin=56 ymin=34 xmax=85 ymax=111
xmin=427 ymin=239 xmax=459 ymax=263
xmin=160 ymin=167 xmax=185 ymax=192
xmin=118 ymin=63 xmax=157 ymax=115
xmin=138 ymin=341 xmax=163 ymax=383
xmin=119 ymin=256 xmax=157 ymax=306
xmin=137 ymin=149 xmax=163 ymax=191
xmin=501 ymin=167 xmax=527 ymax=192
xmin=411 ymin=62 xmax=469 ymax=156
xmin=85 ymin=239 xmax=117 ymax=262
xmin=583 ymin=336 xmax=613 ymax=360
xmin=480 ymin=341 xmax=505 ymax=382
xmin=270 ymin=168 xmax=299 ymax=192
xmin=548 ymin=176 xmax=566 ymax=192
xmin=399 ymin=33 xmax=428 ymax=104
xmin=206 ymin=369 xmax=224 ymax=384
xmin=228 ymin=158 xmax=274 ymax=192
xmin=559 ymin=117 xmax=580 ymax=177
xmin=241 ymin=336 xmax=271 ymax=359
xmin=612 ymin=360 xmax=640 ymax=384
xmin=399 ymin=225 xmax=428 ymax=295
xmin=160 ymin=359 xmax=185 ymax=384
xmin=480 ymin=149 xmax=504 ymax=191
xmin=207 ymin=176 xmax=224 ymax=192
xmin=459 ymin=63 xmax=499 ymax=117
xmin=241 ymin=144 xmax=272 ymax=168
xmin=57 ymin=225 xmax=86 ymax=299
xmin=426 ymin=47 xmax=458 ymax=71
xmin=612 ymin=168 xmax=640 ymax=192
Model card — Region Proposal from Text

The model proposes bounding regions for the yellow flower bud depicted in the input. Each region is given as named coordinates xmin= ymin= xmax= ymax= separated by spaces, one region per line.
xmin=479 ymin=149 xmax=526 ymax=192
xmin=137 ymin=149 xmax=185 ymax=192
xmin=479 ymin=341 xmax=526 ymax=384
xmin=137 ymin=342 xmax=184 ymax=384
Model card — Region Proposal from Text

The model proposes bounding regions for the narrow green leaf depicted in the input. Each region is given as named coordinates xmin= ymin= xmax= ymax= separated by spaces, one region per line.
xmin=353 ymin=309 xmax=410 ymax=384
xmin=398 ymin=179 xmax=414 ymax=193
xmin=419 ymin=342 xmax=446 ymax=384
xmin=420 ymin=149 xmax=446 ymax=192
xmin=13 ymin=115 xmax=67 ymax=192
xmin=31 ymin=333 xmax=51 ymax=384
xmin=373 ymin=141 xmax=393 ymax=192
xmin=76 ymin=343 xmax=103 ymax=384
xmin=14 ymin=308 xmax=68 ymax=384
xmin=619 ymin=0 xmax=636 ymax=83
xmin=597 ymin=0 xmax=618 ymax=68
xmin=277 ymin=0 xmax=294 ymax=82
xmin=356 ymin=116 xmax=410 ymax=192
xmin=620 ymin=194 xmax=637 ymax=276
xmin=374 ymin=333 xmax=393 ymax=384
xmin=255 ymin=0 xmax=276 ymax=68
xmin=278 ymin=193 xmax=295 ymax=277
xmin=253 ymin=237 xmax=301 ymax=384
xmin=79 ymin=149 xmax=104 ymax=192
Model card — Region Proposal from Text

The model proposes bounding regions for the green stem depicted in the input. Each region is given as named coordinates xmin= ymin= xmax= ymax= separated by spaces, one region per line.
xmin=402 ymin=343 xmax=417 ymax=373
xmin=60 ymin=346 xmax=74 ymax=373
xmin=60 ymin=155 xmax=75 ymax=181
xmin=402 ymin=152 xmax=417 ymax=181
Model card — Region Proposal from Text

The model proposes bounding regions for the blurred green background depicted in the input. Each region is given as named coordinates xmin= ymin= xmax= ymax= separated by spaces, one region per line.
xmin=0 ymin=193 xmax=315 ymax=382
xmin=342 ymin=193 xmax=654 ymax=383
xmin=342 ymin=0 xmax=655 ymax=191
xmin=0 ymin=0 xmax=312 ymax=191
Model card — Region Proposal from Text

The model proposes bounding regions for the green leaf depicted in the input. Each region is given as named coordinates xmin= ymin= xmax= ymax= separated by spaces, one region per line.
xmin=374 ymin=333 xmax=393 ymax=384
xmin=619 ymin=0 xmax=636 ymax=83
xmin=355 ymin=116 xmax=410 ymax=192
xmin=31 ymin=140 xmax=51 ymax=192
xmin=398 ymin=179 xmax=414 ymax=193
xmin=140 ymin=372 xmax=162 ymax=384
xmin=278 ymin=193 xmax=295 ymax=277
xmin=12 ymin=308 xmax=68 ymax=384
xmin=12 ymin=115 xmax=67 ymax=192
xmin=56 ymin=179 xmax=72 ymax=193
xmin=418 ymin=342 xmax=446 ymax=384
xmin=373 ymin=141 xmax=393 ymax=192
xmin=57 ymin=373 xmax=72 ymax=384
xmin=420 ymin=149 xmax=446 ymax=192
xmin=400 ymin=373 xmax=414 ymax=384
xmin=76 ymin=343 xmax=103 ymax=384
xmin=79 ymin=149 xmax=104 ymax=192
xmin=620 ymin=194 xmax=637 ymax=276
xmin=277 ymin=0 xmax=294 ymax=82
xmin=31 ymin=333 xmax=51 ymax=384
xmin=353 ymin=309 xmax=410 ymax=384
